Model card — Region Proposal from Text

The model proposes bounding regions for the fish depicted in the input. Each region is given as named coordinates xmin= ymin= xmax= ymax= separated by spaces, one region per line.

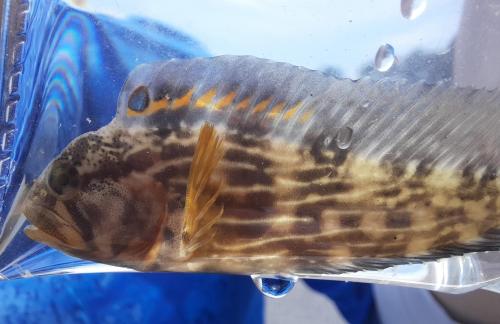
xmin=21 ymin=55 xmax=500 ymax=275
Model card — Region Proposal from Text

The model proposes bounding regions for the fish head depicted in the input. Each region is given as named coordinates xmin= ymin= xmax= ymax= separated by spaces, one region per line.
xmin=22 ymin=128 xmax=179 ymax=268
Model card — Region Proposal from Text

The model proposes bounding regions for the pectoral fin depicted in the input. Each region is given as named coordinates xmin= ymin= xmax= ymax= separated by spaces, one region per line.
xmin=182 ymin=123 xmax=224 ymax=257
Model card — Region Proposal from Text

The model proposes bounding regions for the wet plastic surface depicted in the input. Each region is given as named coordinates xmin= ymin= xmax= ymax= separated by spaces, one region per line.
xmin=0 ymin=0 xmax=498 ymax=293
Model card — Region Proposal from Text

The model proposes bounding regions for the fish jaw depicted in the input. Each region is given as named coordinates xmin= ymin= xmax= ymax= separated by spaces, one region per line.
xmin=21 ymin=162 xmax=185 ymax=269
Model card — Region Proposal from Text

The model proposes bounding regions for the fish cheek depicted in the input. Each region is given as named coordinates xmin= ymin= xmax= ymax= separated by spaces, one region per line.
xmin=65 ymin=175 xmax=165 ymax=264
xmin=112 ymin=174 xmax=171 ymax=258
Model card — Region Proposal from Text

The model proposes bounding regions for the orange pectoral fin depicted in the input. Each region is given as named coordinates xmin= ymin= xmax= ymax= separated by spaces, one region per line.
xmin=182 ymin=123 xmax=225 ymax=257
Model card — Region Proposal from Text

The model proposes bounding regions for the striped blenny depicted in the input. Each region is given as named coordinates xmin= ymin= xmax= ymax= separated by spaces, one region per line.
xmin=22 ymin=56 xmax=500 ymax=275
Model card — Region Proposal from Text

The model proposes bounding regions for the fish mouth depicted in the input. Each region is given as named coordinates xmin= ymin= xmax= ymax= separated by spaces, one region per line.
xmin=23 ymin=203 xmax=49 ymax=223
xmin=23 ymin=203 xmax=73 ymax=231
xmin=22 ymin=203 xmax=86 ymax=253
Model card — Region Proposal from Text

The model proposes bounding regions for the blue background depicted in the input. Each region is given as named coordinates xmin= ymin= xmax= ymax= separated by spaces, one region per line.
xmin=0 ymin=273 xmax=378 ymax=324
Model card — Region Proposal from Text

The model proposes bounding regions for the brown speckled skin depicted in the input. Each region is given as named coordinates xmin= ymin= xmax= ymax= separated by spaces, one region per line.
xmin=22 ymin=56 xmax=500 ymax=275
xmin=22 ymin=122 xmax=500 ymax=274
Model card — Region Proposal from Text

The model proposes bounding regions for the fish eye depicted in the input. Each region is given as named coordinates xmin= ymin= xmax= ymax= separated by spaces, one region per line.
xmin=128 ymin=86 xmax=150 ymax=112
xmin=47 ymin=162 xmax=80 ymax=197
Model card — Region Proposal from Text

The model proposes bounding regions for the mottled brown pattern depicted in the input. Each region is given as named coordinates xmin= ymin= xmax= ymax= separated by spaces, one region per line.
xmin=225 ymin=167 xmax=274 ymax=186
xmin=216 ymin=222 xmax=273 ymax=240
xmin=415 ymin=161 xmax=432 ymax=178
xmin=332 ymin=149 xmax=349 ymax=166
xmin=20 ymin=55 xmax=500 ymax=277
xmin=23 ymin=115 xmax=500 ymax=274
xmin=297 ymin=182 xmax=353 ymax=197
xmin=309 ymin=135 xmax=331 ymax=164
xmin=385 ymin=211 xmax=412 ymax=228
xmin=219 ymin=190 xmax=276 ymax=211
xmin=126 ymin=149 xmax=155 ymax=171
xmin=199 ymin=133 xmax=499 ymax=265
xmin=435 ymin=207 xmax=466 ymax=220
xmin=153 ymin=163 xmax=191 ymax=186
xmin=62 ymin=200 xmax=96 ymax=241
xmin=293 ymin=166 xmax=336 ymax=182
xmin=339 ymin=214 xmax=362 ymax=228
xmin=224 ymin=147 xmax=272 ymax=170
xmin=405 ymin=179 xmax=425 ymax=188
xmin=160 ymin=143 xmax=195 ymax=160
xmin=389 ymin=162 xmax=406 ymax=178
xmin=225 ymin=133 xmax=261 ymax=148
xmin=432 ymin=231 xmax=461 ymax=247
xmin=374 ymin=187 xmax=402 ymax=198
xmin=350 ymin=243 xmax=407 ymax=257
xmin=480 ymin=166 xmax=497 ymax=184
xmin=58 ymin=127 xmax=500 ymax=266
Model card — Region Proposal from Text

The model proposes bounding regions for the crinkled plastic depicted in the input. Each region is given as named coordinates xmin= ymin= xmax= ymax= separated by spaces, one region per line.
xmin=0 ymin=0 xmax=498 ymax=294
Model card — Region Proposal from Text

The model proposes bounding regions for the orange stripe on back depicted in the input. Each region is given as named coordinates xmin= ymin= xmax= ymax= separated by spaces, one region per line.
xmin=283 ymin=101 xmax=302 ymax=120
xmin=236 ymin=97 xmax=251 ymax=110
xmin=148 ymin=98 xmax=169 ymax=114
xmin=267 ymin=102 xmax=286 ymax=119
xmin=214 ymin=91 xmax=237 ymax=110
xmin=172 ymin=88 xmax=194 ymax=110
xmin=127 ymin=97 xmax=169 ymax=117
xmin=195 ymin=88 xmax=217 ymax=109
xmin=253 ymin=98 xmax=271 ymax=113
xmin=300 ymin=110 xmax=314 ymax=123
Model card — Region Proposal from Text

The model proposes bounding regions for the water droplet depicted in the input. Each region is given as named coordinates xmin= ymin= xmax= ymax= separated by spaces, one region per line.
xmin=336 ymin=126 xmax=353 ymax=149
xmin=374 ymin=44 xmax=396 ymax=72
xmin=401 ymin=0 xmax=427 ymax=20
xmin=251 ymin=274 xmax=297 ymax=298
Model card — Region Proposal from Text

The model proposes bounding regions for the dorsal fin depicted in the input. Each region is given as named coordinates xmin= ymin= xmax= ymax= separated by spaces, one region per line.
xmin=116 ymin=56 xmax=500 ymax=169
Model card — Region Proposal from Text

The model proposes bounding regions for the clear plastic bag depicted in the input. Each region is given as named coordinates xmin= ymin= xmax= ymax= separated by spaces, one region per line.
xmin=0 ymin=0 xmax=498 ymax=294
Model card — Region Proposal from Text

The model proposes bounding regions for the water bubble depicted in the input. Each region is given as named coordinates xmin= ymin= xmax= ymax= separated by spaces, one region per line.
xmin=401 ymin=0 xmax=427 ymax=20
xmin=374 ymin=44 xmax=396 ymax=72
xmin=336 ymin=126 xmax=353 ymax=149
xmin=251 ymin=274 xmax=297 ymax=298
